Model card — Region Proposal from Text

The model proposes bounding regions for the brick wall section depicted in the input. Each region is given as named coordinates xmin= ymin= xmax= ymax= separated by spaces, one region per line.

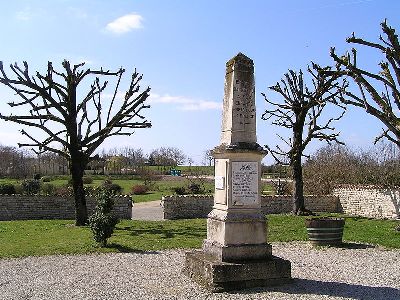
xmin=333 ymin=186 xmax=399 ymax=219
xmin=0 ymin=195 xmax=132 ymax=221
xmin=161 ymin=195 xmax=339 ymax=219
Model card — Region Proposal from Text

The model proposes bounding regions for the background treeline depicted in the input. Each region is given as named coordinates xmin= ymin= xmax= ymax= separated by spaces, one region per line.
xmin=303 ymin=142 xmax=400 ymax=195
xmin=0 ymin=145 xmax=189 ymax=178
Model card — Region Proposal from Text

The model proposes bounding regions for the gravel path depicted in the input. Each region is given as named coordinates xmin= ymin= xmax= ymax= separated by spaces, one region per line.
xmin=132 ymin=200 xmax=164 ymax=221
xmin=0 ymin=242 xmax=399 ymax=300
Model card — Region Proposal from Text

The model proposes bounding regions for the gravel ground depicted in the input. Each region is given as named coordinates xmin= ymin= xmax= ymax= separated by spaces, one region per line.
xmin=0 ymin=242 xmax=399 ymax=300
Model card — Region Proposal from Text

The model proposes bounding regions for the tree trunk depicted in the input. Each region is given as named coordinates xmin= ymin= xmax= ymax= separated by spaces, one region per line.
xmin=292 ymin=151 xmax=306 ymax=215
xmin=70 ymin=154 xmax=88 ymax=226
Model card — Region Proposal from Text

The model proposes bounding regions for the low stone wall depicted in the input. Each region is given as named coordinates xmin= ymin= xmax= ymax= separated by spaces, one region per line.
xmin=162 ymin=195 xmax=214 ymax=220
xmin=261 ymin=195 xmax=339 ymax=214
xmin=0 ymin=195 xmax=132 ymax=221
xmin=333 ymin=186 xmax=399 ymax=219
xmin=161 ymin=195 xmax=339 ymax=219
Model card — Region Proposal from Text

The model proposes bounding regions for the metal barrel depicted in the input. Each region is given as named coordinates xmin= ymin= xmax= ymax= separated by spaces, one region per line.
xmin=305 ymin=218 xmax=345 ymax=246
xmin=306 ymin=227 xmax=344 ymax=246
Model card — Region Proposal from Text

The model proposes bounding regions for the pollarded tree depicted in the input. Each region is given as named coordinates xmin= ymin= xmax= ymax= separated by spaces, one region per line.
xmin=262 ymin=63 xmax=345 ymax=215
xmin=0 ymin=60 xmax=151 ymax=225
xmin=330 ymin=20 xmax=400 ymax=148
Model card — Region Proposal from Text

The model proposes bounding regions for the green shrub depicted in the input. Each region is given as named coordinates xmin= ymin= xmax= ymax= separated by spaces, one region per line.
xmin=131 ymin=184 xmax=149 ymax=195
xmin=21 ymin=179 xmax=41 ymax=195
xmin=172 ymin=186 xmax=186 ymax=195
xmin=187 ymin=183 xmax=202 ymax=194
xmin=55 ymin=185 xmax=73 ymax=197
xmin=84 ymin=186 xmax=97 ymax=196
xmin=88 ymin=190 xmax=119 ymax=247
xmin=83 ymin=176 xmax=93 ymax=184
xmin=33 ymin=173 xmax=41 ymax=180
xmin=41 ymin=176 xmax=52 ymax=182
xmin=101 ymin=179 xmax=123 ymax=195
xmin=105 ymin=183 xmax=123 ymax=194
xmin=0 ymin=183 xmax=16 ymax=195
xmin=41 ymin=183 xmax=56 ymax=195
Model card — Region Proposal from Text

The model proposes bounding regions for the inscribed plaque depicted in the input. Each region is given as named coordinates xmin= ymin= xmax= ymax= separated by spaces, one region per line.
xmin=231 ymin=161 xmax=259 ymax=205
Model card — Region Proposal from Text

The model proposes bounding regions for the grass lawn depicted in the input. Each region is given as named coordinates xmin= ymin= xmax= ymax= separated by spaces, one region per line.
xmin=0 ymin=175 xmax=216 ymax=203
xmin=0 ymin=214 xmax=398 ymax=258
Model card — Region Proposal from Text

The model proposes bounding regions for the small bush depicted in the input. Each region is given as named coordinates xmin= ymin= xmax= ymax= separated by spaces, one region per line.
xmin=84 ymin=186 xmax=97 ymax=196
xmin=41 ymin=176 xmax=52 ymax=182
xmin=0 ymin=183 xmax=16 ymax=195
xmin=131 ymin=184 xmax=149 ymax=195
xmin=88 ymin=190 xmax=119 ymax=247
xmin=101 ymin=179 xmax=123 ymax=195
xmin=172 ymin=186 xmax=186 ymax=195
xmin=187 ymin=183 xmax=202 ymax=194
xmin=21 ymin=179 xmax=41 ymax=195
xmin=83 ymin=176 xmax=93 ymax=184
xmin=41 ymin=183 xmax=56 ymax=195
xmin=55 ymin=185 xmax=73 ymax=197
xmin=106 ymin=183 xmax=123 ymax=194
xmin=33 ymin=173 xmax=41 ymax=180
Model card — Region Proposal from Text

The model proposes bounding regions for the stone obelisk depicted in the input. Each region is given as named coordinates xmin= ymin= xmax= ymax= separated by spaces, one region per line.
xmin=183 ymin=53 xmax=291 ymax=292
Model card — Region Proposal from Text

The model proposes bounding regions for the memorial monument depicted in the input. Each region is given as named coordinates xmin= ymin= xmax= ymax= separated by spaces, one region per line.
xmin=183 ymin=53 xmax=292 ymax=292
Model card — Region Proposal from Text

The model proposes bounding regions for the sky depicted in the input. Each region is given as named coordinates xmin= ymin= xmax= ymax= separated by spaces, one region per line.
xmin=0 ymin=0 xmax=399 ymax=164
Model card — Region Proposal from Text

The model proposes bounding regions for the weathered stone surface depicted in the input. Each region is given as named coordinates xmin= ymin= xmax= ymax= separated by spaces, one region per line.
xmin=221 ymin=53 xmax=257 ymax=146
xmin=202 ymin=240 xmax=272 ymax=262
xmin=333 ymin=186 xmax=400 ymax=219
xmin=0 ymin=195 xmax=132 ymax=221
xmin=183 ymin=53 xmax=291 ymax=291
xmin=162 ymin=194 xmax=339 ymax=219
xmin=205 ymin=209 xmax=267 ymax=247
xmin=183 ymin=250 xmax=292 ymax=292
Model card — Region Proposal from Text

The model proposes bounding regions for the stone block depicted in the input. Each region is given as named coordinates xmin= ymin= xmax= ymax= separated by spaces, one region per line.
xmin=183 ymin=250 xmax=292 ymax=292
xmin=202 ymin=239 xmax=272 ymax=262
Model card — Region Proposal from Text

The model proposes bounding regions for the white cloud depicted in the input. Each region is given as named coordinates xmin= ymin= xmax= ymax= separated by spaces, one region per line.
xmin=15 ymin=7 xmax=35 ymax=21
xmin=149 ymin=93 xmax=222 ymax=111
xmin=105 ymin=13 xmax=144 ymax=35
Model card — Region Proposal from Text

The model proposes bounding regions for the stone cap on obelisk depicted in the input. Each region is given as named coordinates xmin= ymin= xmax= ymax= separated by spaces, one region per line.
xmin=219 ymin=53 xmax=261 ymax=151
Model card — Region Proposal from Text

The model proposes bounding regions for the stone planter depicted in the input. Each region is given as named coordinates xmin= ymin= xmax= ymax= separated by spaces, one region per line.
xmin=305 ymin=217 xmax=345 ymax=246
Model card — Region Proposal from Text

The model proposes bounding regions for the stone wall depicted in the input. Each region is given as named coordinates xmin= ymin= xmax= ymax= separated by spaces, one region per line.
xmin=161 ymin=195 xmax=339 ymax=219
xmin=162 ymin=195 xmax=214 ymax=220
xmin=0 ymin=195 xmax=132 ymax=221
xmin=333 ymin=186 xmax=399 ymax=219
xmin=261 ymin=195 xmax=339 ymax=214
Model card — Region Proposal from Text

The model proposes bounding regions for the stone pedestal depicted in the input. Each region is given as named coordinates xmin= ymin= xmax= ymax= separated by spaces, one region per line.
xmin=183 ymin=53 xmax=291 ymax=292
xmin=183 ymin=251 xmax=292 ymax=292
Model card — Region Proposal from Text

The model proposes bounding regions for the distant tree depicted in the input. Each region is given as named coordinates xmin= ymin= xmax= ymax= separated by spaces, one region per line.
xmin=262 ymin=63 xmax=345 ymax=215
xmin=149 ymin=147 xmax=186 ymax=168
xmin=0 ymin=60 xmax=151 ymax=225
xmin=0 ymin=144 xmax=32 ymax=178
xmin=330 ymin=20 xmax=400 ymax=148
xmin=202 ymin=149 xmax=214 ymax=166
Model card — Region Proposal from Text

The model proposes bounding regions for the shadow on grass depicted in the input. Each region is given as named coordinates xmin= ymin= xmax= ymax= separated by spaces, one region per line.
xmin=116 ymin=224 xmax=206 ymax=240
xmin=235 ymin=279 xmax=400 ymax=300
xmin=106 ymin=243 xmax=159 ymax=254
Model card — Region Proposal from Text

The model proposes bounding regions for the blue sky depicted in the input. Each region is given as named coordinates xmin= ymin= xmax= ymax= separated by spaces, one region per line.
xmin=0 ymin=0 xmax=399 ymax=164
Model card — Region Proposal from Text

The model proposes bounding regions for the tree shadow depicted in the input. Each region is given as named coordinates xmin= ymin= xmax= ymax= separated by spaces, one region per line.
xmin=116 ymin=224 xmax=206 ymax=240
xmin=336 ymin=242 xmax=376 ymax=249
xmin=234 ymin=278 xmax=400 ymax=300
xmin=106 ymin=242 xmax=159 ymax=255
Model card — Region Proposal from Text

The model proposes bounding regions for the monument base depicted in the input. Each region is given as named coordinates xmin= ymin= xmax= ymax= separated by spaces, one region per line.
xmin=183 ymin=250 xmax=292 ymax=292
xmin=202 ymin=240 xmax=272 ymax=262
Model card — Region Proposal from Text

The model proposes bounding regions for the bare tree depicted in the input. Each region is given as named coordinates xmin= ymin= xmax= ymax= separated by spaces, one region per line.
xmin=202 ymin=149 xmax=214 ymax=166
xmin=330 ymin=20 xmax=400 ymax=147
xmin=262 ymin=63 xmax=345 ymax=215
xmin=149 ymin=147 xmax=186 ymax=169
xmin=0 ymin=60 xmax=151 ymax=225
